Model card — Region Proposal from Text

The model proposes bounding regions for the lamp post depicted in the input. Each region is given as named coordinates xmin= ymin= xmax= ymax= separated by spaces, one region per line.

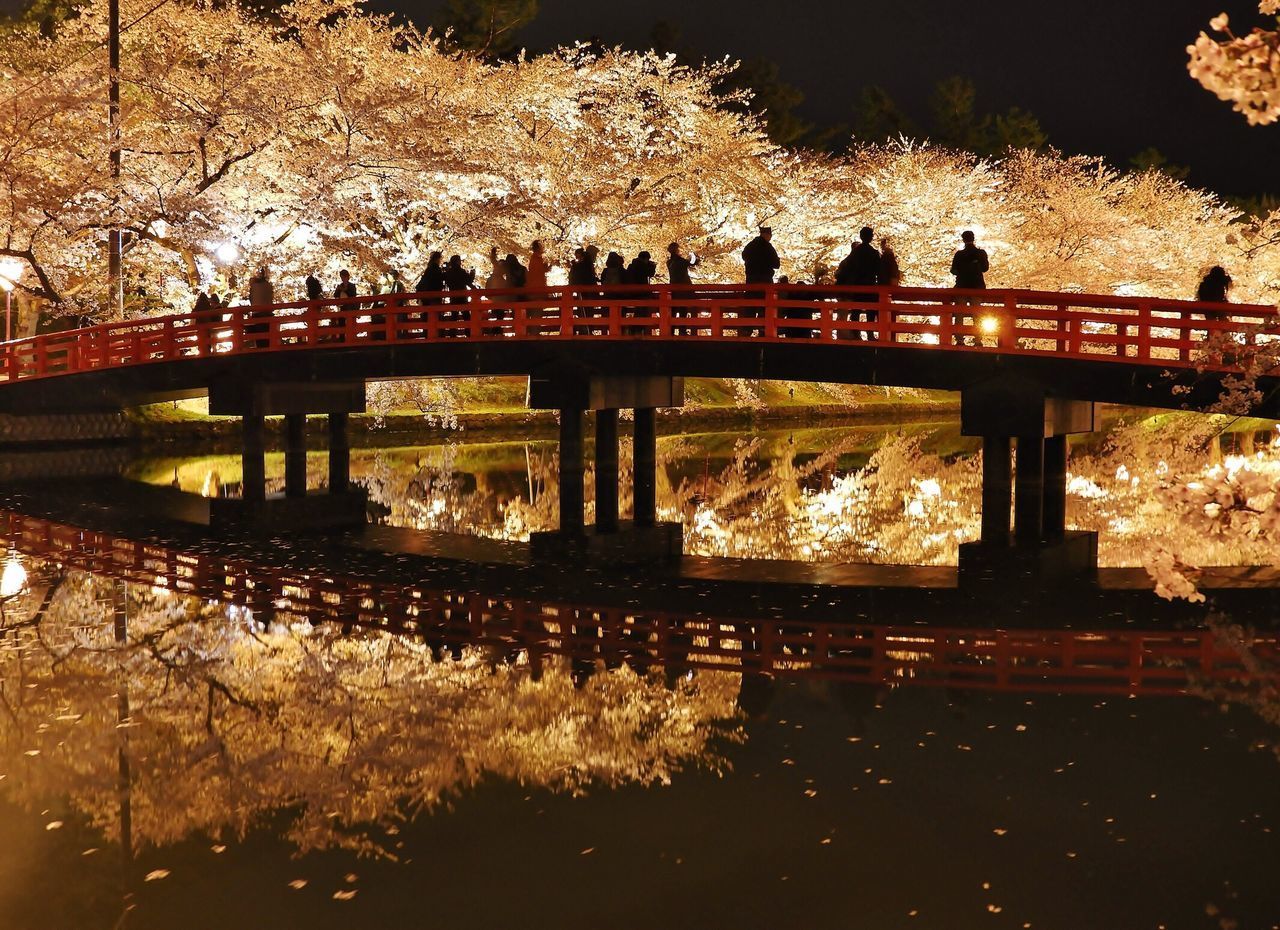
xmin=107 ymin=0 xmax=123 ymax=320
xmin=0 ymin=258 xmax=22 ymax=342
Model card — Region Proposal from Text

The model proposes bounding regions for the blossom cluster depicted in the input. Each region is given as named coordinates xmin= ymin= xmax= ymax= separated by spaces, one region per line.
xmin=1188 ymin=4 xmax=1280 ymax=126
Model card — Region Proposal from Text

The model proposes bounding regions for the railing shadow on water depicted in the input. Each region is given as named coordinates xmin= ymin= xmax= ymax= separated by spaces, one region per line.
xmin=1 ymin=505 xmax=1276 ymax=700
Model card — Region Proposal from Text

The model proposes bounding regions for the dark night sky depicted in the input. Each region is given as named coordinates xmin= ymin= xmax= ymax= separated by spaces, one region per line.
xmin=376 ymin=0 xmax=1280 ymax=198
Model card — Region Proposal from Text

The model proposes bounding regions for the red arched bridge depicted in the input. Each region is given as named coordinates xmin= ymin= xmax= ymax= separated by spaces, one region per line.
xmin=2 ymin=284 xmax=1277 ymax=577
xmin=0 ymin=283 xmax=1276 ymax=414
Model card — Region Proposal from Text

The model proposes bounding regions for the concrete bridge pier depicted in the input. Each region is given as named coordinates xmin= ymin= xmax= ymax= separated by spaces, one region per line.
xmin=959 ymin=377 xmax=1096 ymax=585
xmin=328 ymin=412 xmax=351 ymax=494
xmin=528 ymin=371 xmax=683 ymax=562
xmin=633 ymin=407 xmax=658 ymax=528
xmin=241 ymin=413 xmax=267 ymax=503
xmin=595 ymin=408 xmax=620 ymax=533
xmin=284 ymin=414 xmax=307 ymax=498
xmin=210 ymin=379 xmax=367 ymax=532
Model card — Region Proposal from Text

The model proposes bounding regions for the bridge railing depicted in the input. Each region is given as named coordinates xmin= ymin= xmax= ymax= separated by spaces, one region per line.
xmin=2 ymin=284 xmax=1277 ymax=382
xmin=3 ymin=507 xmax=1276 ymax=696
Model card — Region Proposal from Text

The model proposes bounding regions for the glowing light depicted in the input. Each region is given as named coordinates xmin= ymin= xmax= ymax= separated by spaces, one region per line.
xmin=0 ymin=258 xmax=21 ymax=291
xmin=979 ymin=316 xmax=1000 ymax=335
xmin=214 ymin=242 xmax=239 ymax=264
xmin=0 ymin=553 xmax=26 ymax=597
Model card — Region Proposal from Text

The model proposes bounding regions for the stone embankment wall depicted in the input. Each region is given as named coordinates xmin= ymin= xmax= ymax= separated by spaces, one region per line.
xmin=0 ymin=412 xmax=134 ymax=444
xmin=0 ymin=413 xmax=136 ymax=481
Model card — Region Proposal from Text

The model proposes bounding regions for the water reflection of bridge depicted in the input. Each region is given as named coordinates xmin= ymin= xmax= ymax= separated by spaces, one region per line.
xmin=4 ymin=503 xmax=1275 ymax=700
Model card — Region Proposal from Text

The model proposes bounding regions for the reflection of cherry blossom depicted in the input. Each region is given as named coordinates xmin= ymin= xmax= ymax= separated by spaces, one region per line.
xmin=0 ymin=574 xmax=741 ymax=857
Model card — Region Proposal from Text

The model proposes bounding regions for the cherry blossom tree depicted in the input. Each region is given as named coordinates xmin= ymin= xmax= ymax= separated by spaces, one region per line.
xmin=1188 ymin=3 xmax=1280 ymax=126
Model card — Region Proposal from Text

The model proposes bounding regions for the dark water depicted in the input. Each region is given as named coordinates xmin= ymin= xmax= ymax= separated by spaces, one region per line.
xmin=0 ymin=421 xmax=1278 ymax=929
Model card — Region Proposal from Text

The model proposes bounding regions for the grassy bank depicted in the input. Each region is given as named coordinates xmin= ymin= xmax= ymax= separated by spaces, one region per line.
xmin=129 ymin=377 xmax=960 ymax=449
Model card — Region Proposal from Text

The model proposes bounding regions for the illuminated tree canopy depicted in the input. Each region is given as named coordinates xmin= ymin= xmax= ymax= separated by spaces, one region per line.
xmin=0 ymin=0 xmax=1277 ymax=319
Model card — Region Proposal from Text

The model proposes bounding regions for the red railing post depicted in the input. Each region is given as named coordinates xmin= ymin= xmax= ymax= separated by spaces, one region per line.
xmin=385 ymin=297 xmax=398 ymax=344
xmin=763 ymin=284 xmax=778 ymax=340
xmin=564 ymin=289 xmax=578 ymax=338
xmin=1136 ymin=301 xmax=1152 ymax=362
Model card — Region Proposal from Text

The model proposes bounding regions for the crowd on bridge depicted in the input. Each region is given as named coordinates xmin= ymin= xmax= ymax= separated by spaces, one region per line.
xmin=191 ymin=225 xmax=1240 ymax=332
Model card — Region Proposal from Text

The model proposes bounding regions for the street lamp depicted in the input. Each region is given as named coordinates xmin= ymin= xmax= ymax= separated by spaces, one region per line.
xmin=0 ymin=257 xmax=22 ymax=342
xmin=214 ymin=242 xmax=239 ymax=265
xmin=1 ymin=550 xmax=27 ymax=597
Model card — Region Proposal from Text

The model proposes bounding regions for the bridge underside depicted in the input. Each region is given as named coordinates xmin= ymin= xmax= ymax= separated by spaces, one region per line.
xmin=0 ymin=339 xmax=1270 ymax=417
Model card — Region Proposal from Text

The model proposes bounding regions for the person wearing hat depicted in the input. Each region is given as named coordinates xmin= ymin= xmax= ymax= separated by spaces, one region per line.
xmin=742 ymin=225 xmax=780 ymax=284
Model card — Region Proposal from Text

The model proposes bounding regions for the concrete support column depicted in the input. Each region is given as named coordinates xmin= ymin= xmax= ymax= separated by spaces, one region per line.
xmin=241 ymin=413 xmax=266 ymax=503
xmin=980 ymin=435 xmax=1012 ymax=545
xmin=284 ymin=413 xmax=307 ymax=498
xmin=559 ymin=408 xmax=585 ymax=534
xmin=595 ymin=409 xmax=619 ymax=533
xmin=633 ymin=407 xmax=657 ymax=528
xmin=328 ymin=412 xmax=350 ymax=494
xmin=1042 ymin=434 xmax=1068 ymax=542
xmin=1014 ymin=435 xmax=1045 ymax=545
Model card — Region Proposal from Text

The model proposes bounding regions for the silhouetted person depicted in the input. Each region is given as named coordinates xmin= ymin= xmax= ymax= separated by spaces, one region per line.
xmin=248 ymin=267 xmax=274 ymax=306
xmin=950 ymin=230 xmax=989 ymax=289
xmin=1197 ymin=265 xmax=1232 ymax=304
xmin=667 ymin=242 xmax=699 ymax=334
xmin=244 ymin=268 xmax=274 ymax=347
xmin=836 ymin=227 xmax=881 ymax=287
xmin=878 ymin=237 xmax=901 ymax=287
xmin=778 ymin=274 xmax=819 ymax=337
xmin=333 ymin=269 xmax=358 ymax=300
xmin=627 ymin=251 xmax=657 ymax=285
xmin=526 ymin=240 xmax=548 ymax=291
xmin=742 ymin=225 xmax=780 ymax=284
xmin=949 ymin=230 xmax=989 ymax=345
xmin=193 ymin=290 xmax=211 ymax=315
xmin=506 ymin=253 xmax=527 ymax=289
xmin=416 ymin=251 xmax=446 ymax=305
xmin=484 ymin=245 xmax=511 ymax=290
xmin=667 ymin=241 xmax=698 ymax=285
xmin=386 ymin=269 xmax=406 ymax=295
xmin=601 ymin=250 xmax=627 ymax=285
xmin=304 ymin=273 xmax=324 ymax=301
xmin=443 ymin=255 xmax=475 ymax=306
xmin=567 ymin=246 xmax=599 ymax=286
xmin=835 ymin=226 xmax=881 ymax=339
xmin=1196 ymin=265 xmax=1234 ymax=340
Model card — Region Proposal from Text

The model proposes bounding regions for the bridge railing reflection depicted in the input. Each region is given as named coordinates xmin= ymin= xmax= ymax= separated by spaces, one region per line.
xmin=2 ymin=284 xmax=1276 ymax=383
xmin=3 ymin=508 xmax=1275 ymax=698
